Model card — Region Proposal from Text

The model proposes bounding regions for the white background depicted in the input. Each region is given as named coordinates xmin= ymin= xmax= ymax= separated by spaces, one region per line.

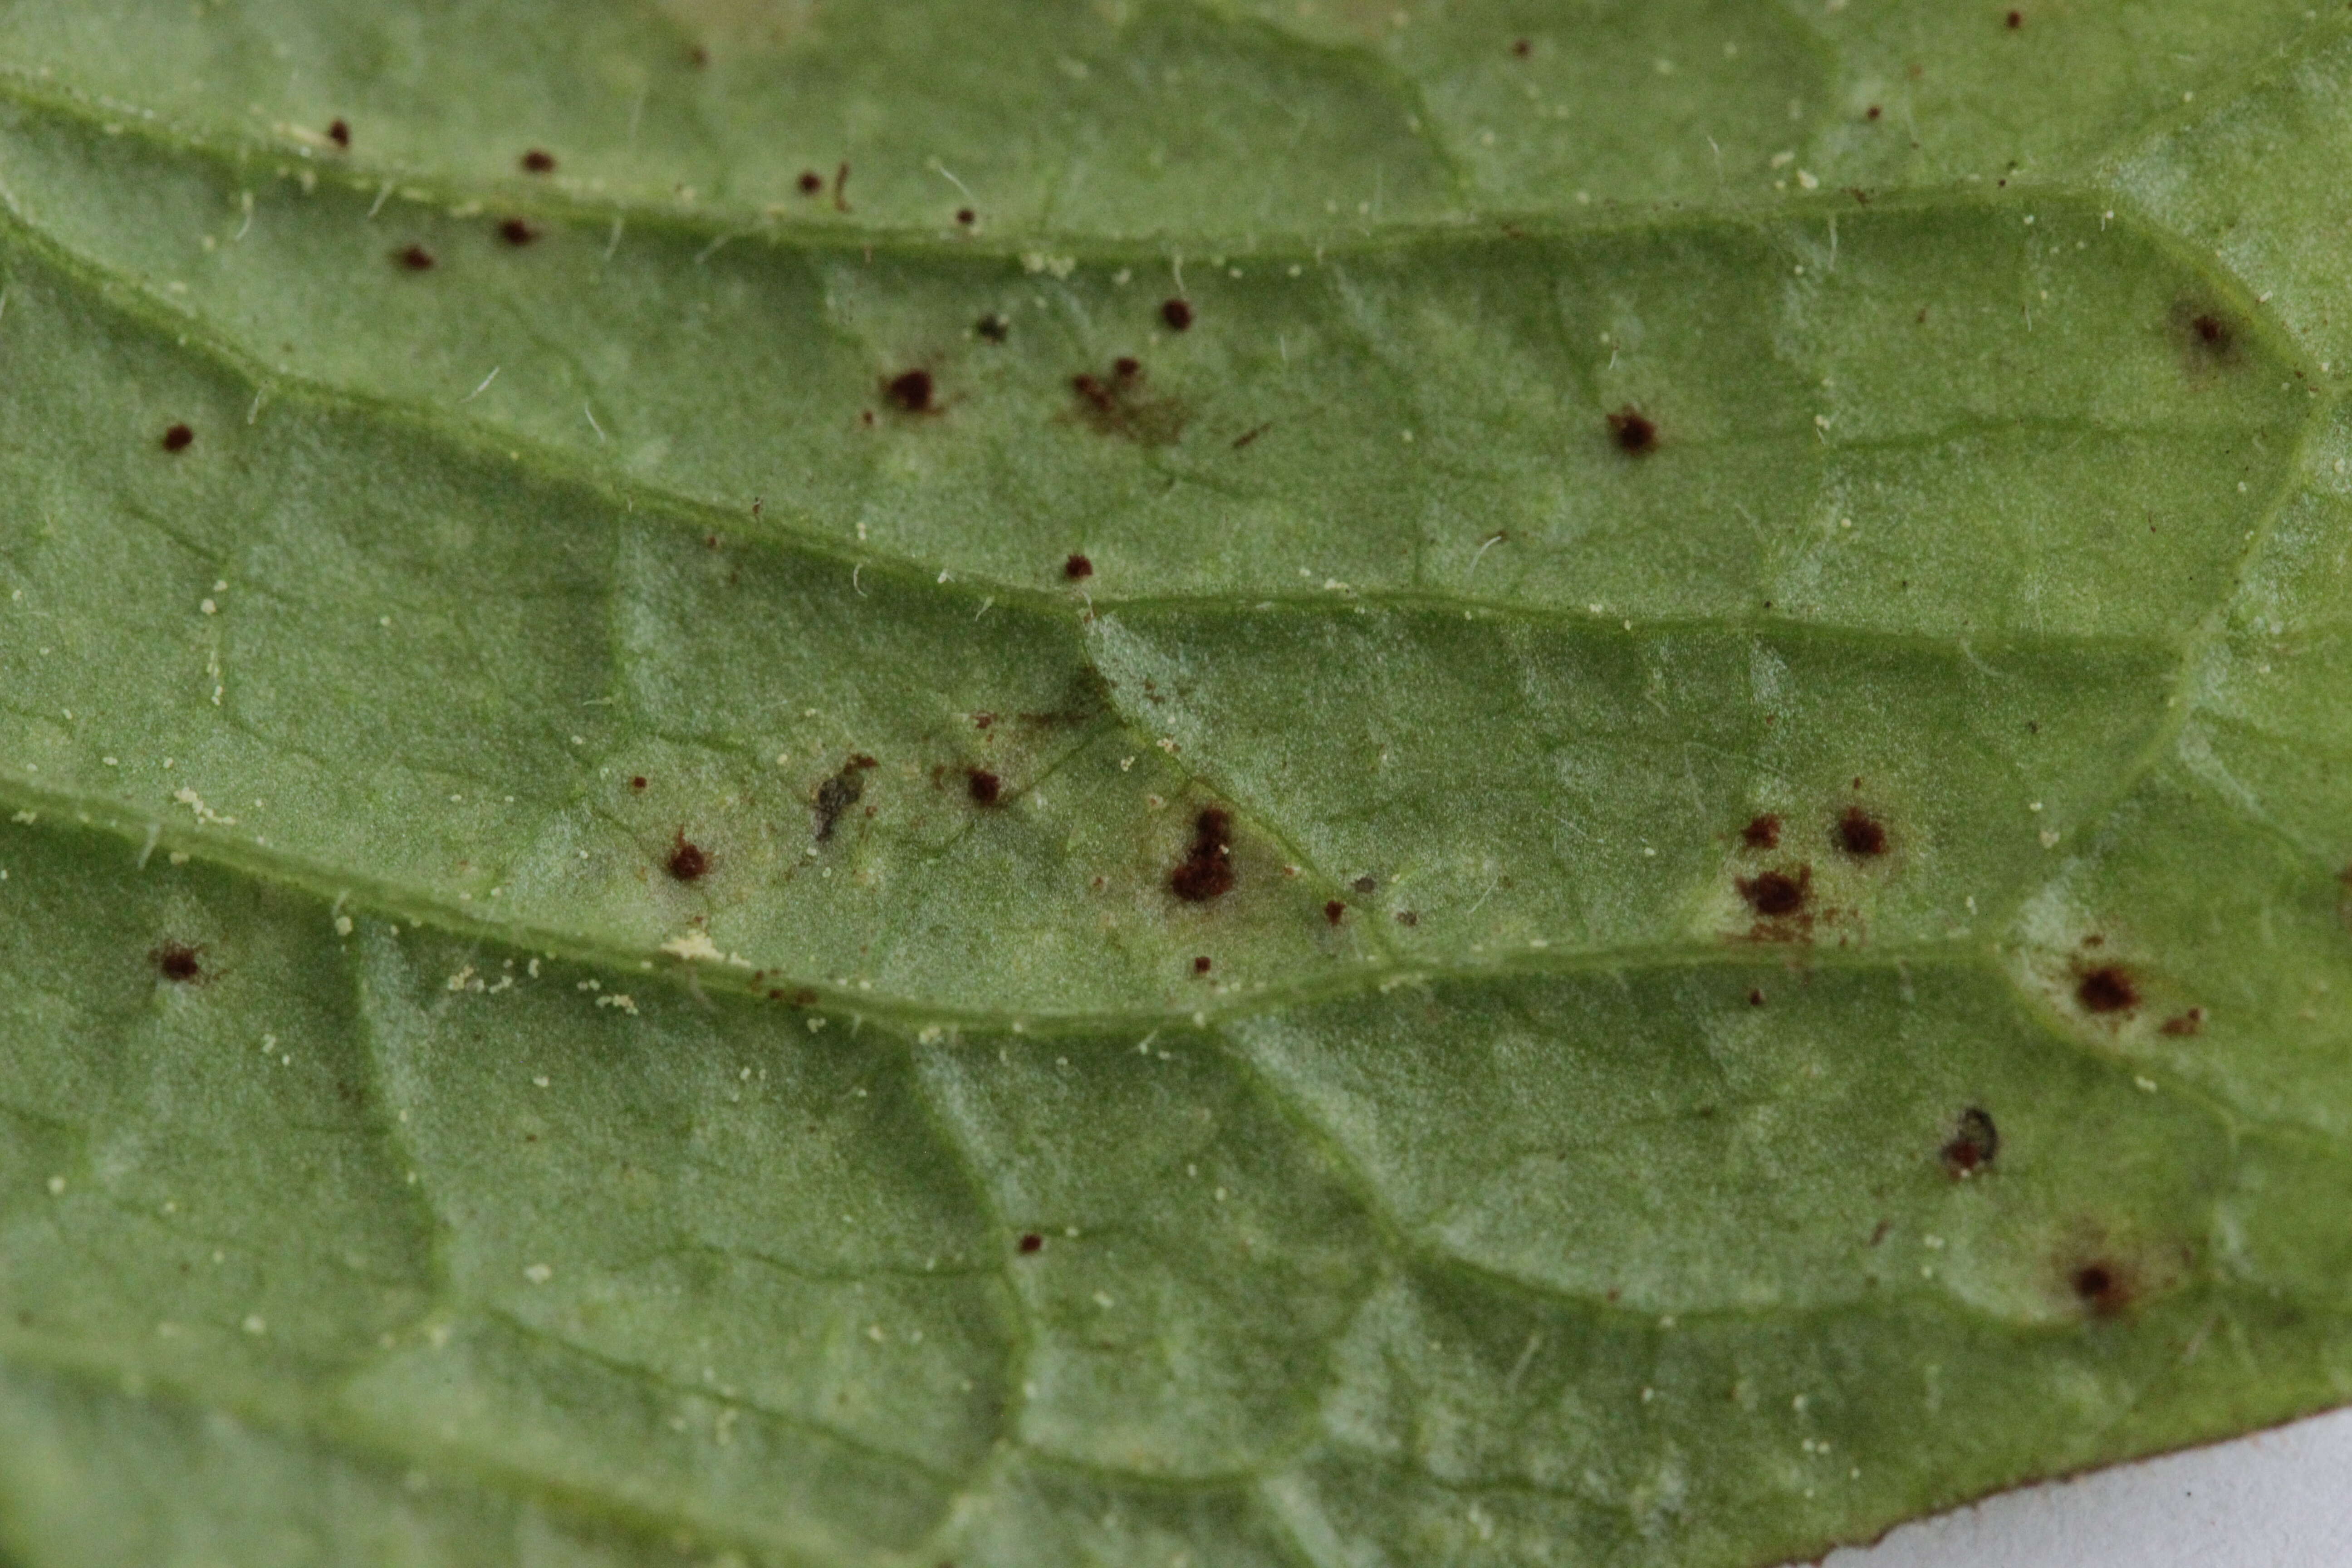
xmin=1808 ymin=1405 xmax=2352 ymax=1566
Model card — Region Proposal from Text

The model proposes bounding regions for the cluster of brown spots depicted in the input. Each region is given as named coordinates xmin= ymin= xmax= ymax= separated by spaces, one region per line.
xmin=1170 ymin=808 xmax=1236 ymax=902
xmin=1323 ymin=900 xmax=1346 ymax=926
xmin=1071 ymin=357 xmax=1185 ymax=445
xmin=1607 ymin=406 xmax=1658 ymax=455
xmin=967 ymin=768 xmax=1002 ymax=805
xmin=499 ymin=218 xmax=539 ymax=246
xmin=1837 ymin=805 xmax=1889 ymax=858
xmin=397 ymin=244 xmax=436 ymax=271
xmin=520 ymin=149 xmax=558 ymax=174
xmin=1740 ymin=813 xmax=1781 ymax=851
xmin=161 ymin=423 xmax=195 ymax=453
xmin=2160 ymin=1007 xmax=2205 ymax=1037
xmin=1940 ymin=1107 xmax=1999 ymax=1179
xmin=1161 ymin=297 xmax=1194 ymax=331
xmin=328 ymin=118 xmax=352 ymax=149
xmin=885 ymin=369 xmax=936 ymax=413
xmin=666 ymin=830 xmax=710 ymax=882
xmin=814 ymin=755 xmax=878 ymax=841
xmin=1194 ymin=955 xmax=1212 ymax=974
xmin=1063 ymin=553 xmax=1093 ymax=581
xmin=798 ymin=170 xmax=824 ymax=195
xmin=151 ymin=941 xmax=205 ymax=983
xmin=976 ymin=313 xmax=1010 ymax=343
xmin=2076 ymin=964 xmax=2138 ymax=1014
xmin=1736 ymin=866 xmax=1810 ymax=918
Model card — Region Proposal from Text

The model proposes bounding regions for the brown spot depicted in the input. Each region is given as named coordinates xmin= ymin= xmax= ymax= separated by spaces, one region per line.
xmin=630 ymin=775 xmax=648 ymax=791
xmin=520 ymin=149 xmax=557 ymax=174
xmin=814 ymin=755 xmax=877 ymax=842
xmin=689 ymin=44 xmax=709 ymax=67
xmin=2070 ymin=1261 xmax=2129 ymax=1316
xmin=1161 ymin=297 xmax=1194 ymax=331
xmin=885 ymin=369 xmax=936 ymax=413
xmin=976 ymin=313 xmax=1010 ymax=343
xmin=151 ymin=941 xmax=205 ymax=983
xmin=956 ymin=207 xmax=976 ymax=226
xmin=1836 ymin=806 xmax=1888 ymax=858
xmin=1940 ymin=1107 xmax=1999 ymax=1178
xmin=1747 ymin=987 xmax=1766 ymax=1006
xmin=1232 ymin=422 xmax=1271 ymax=449
xmin=1018 ymin=1233 xmax=1044 ymax=1254
xmin=798 ymin=170 xmax=824 ymax=195
xmin=499 ymin=217 xmax=539 ymax=246
xmin=1171 ymin=808 xmax=1236 ymax=902
xmin=161 ymin=423 xmax=195 ymax=453
xmin=1735 ymin=866 xmax=1811 ymax=917
xmin=1323 ymin=900 xmax=1345 ymax=926
xmin=1607 ymin=406 xmax=1658 ymax=455
xmin=1352 ymin=875 xmax=1377 ymax=895
xmin=397 ymin=243 xmax=436 ymax=270
xmin=2005 ymin=9 xmax=2023 ymax=28
xmin=666 ymin=831 xmax=710 ymax=882
xmin=2076 ymin=965 xmax=2138 ymax=1014
xmin=1194 ymin=955 xmax=1212 ymax=974
xmin=1063 ymin=553 xmax=1093 ymax=581
xmin=973 ymin=713 xmax=995 ymax=730
xmin=1865 ymin=104 xmax=1882 ymax=121
xmin=1741 ymin=813 xmax=1781 ymax=850
xmin=2159 ymin=1007 xmax=2205 ymax=1037
xmin=1395 ymin=909 xmax=1419 ymax=926
xmin=328 ymin=118 xmax=351 ymax=148
xmin=1511 ymin=37 xmax=1532 ymax=57
xmin=967 ymin=769 xmax=1001 ymax=805
xmin=1070 ymin=360 xmax=1186 ymax=445
xmin=832 ymin=161 xmax=851 ymax=212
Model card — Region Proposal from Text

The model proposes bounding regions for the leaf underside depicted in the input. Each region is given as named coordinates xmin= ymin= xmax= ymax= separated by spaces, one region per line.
xmin=5 ymin=2 xmax=2352 ymax=1564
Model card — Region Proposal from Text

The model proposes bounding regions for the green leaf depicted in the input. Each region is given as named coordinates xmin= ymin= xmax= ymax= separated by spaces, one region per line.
xmin=3 ymin=3 xmax=2352 ymax=1564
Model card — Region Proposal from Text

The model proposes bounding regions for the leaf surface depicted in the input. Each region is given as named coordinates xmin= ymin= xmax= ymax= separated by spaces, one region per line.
xmin=4 ymin=4 xmax=2352 ymax=1565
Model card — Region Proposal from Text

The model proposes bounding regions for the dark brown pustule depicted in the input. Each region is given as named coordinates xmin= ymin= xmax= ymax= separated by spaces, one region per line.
xmin=1194 ymin=955 xmax=1212 ymax=974
xmin=956 ymin=207 xmax=976 ymax=226
xmin=1323 ymin=900 xmax=1345 ymax=926
xmin=1063 ymin=553 xmax=1093 ymax=580
xmin=2005 ymin=8 xmax=2024 ymax=28
xmin=397 ymin=243 xmax=436 ymax=270
xmin=666 ymin=831 xmax=709 ymax=882
xmin=1170 ymin=808 xmax=1236 ymax=902
xmin=1837 ymin=806 xmax=1888 ymax=858
xmin=976 ymin=313 xmax=1010 ymax=343
xmin=967 ymin=769 xmax=1001 ymax=805
xmin=520 ymin=148 xmax=557 ymax=174
xmin=1161 ymin=297 xmax=1193 ymax=331
xmin=328 ymin=118 xmax=351 ymax=148
xmin=2076 ymin=965 xmax=2137 ymax=1014
xmin=1607 ymin=406 xmax=1658 ymax=454
xmin=814 ymin=755 xmax=877 ymax=841
xmin=1735 ymin=866 xmax=1810 ymax=917
xmin=1940 ymin=1107 xmax=1999 ymax=1179
xmin=499 ymin=218 xmax=539 ymax=246
xmin=151 ymin=941 xmax=205 ymax=983
xmin=629 ymin=775 xmax=648 ymax=791
xmin=2159 ymin=1008 xmax=2205 ymax=1037
xmin=1865 ymin=104 xmax=1882 ymax=121
xmin=1018 ymin=1233 xmax=1044 ymax=1254
xmin=885 ymin=369 xmax=935 ymax=413
xmin=1741 ymin=813 xmax=1780 ymax=851
xmin=1747 ymin=987 xmax=1766 ymax=1006
xmin=161 ymin=423 xmax=195 ymax=453
xmin=798 ymin=170 xmax=824 ymax=195
xmin=2071 ymin=1261 xmax=2129 ymax=1316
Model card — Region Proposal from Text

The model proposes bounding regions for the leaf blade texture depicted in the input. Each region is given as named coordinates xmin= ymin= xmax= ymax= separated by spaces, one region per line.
xmin=3 ymin=4 xmax=2352 ymax=1565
